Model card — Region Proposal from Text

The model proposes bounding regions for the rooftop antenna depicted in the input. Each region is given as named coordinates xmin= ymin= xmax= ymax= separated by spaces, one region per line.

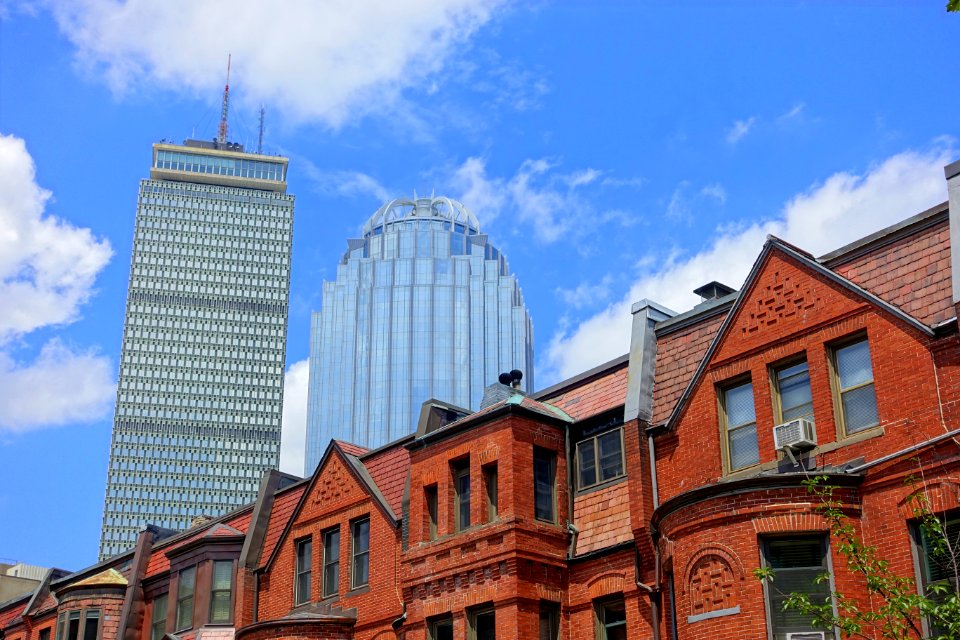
xmin=257 ymin=105 xmax=265 ymax=154
xmin=217 ymin=54 xmax=231 ymax=147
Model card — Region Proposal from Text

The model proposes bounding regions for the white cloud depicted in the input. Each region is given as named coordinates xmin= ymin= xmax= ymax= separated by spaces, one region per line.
xmin=726 ymin=116 xmax=757 ymax=145
xmin=779 ymin=102 xmax=806 ymax=122
xmin=298 ymin=157 xmax=391 ymax=204
xmin=0 ymin=340 xmax=114 ymax=433
xmin=556 ymin=274 xmax=614 ymax=310
xmin=48 ymin=0 xmax=506 ymax=128
xmin=700 ymin=184 xmax=727 ymax=205
xmin=540 ymin=147 xmax=954 ymax=384
xmin=0 ymin=132 xmax=115 ymax=433
xmin=279 ymin=359 xmax=310 ymax=477
xmin=451 ymin=156 xmax=638 ymax=242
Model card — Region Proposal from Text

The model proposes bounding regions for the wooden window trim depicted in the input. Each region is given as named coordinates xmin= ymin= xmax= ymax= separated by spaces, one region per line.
xmin=294 ymin=536 xmax=312 ymax=606
xmin=208 ymin=559 xmax=234 ymax=625
xmin=575 ymin=427 xmax=625 ymax=492
xmin=452 ymin=459 xmax=471 ymax=533
xmin=717 ymin=376 xmax=760 ymax=474
xmin=483 ymin=464 xmax=498 ymax=523
xmin=175 ymin=566 xmax=196 ymax=632
xmin=769 ymin=355 xmax=813 ymax=425
xmin=350 ymin=517 xmax=370 ymax=590
xmin=322 ymin=527 xmax=340 ymax=599
xmin=467 ymin=605 xmax=495 ymax=640
xmin=425 ymin=485 xmax=439 ymax=540
xmin=533 ymin=447 xmax=557 ymax=523
xmin=150 ymin=593 xmax=168 ymax=640
xmin=828 ymin=334 xmax=879 ymax=439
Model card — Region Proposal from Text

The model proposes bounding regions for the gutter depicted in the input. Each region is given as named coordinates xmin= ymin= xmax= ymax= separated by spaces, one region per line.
xmin=844 ymin=427 xmax=960 ymax=474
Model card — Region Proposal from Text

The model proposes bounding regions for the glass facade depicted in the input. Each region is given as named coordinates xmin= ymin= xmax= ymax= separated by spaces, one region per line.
xmin=99 ymin=142 xmax=294 ymax=559
xmin=305 ymin=197 xmax=533 ymax=471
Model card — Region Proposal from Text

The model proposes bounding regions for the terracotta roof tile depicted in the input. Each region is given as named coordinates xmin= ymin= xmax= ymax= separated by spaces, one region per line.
xmin=573 ymin=481 xmax=632 ymax=555
xmin=541 ymin=364 xmax=629 ymax=421
xmin=831 ymin=220 xmax=953 ymax=326
xmin=0 ymin=602 xmax=26 ymax=629
xmin=258 ymin=484 xmax=308 ymax=570
xmin=651 ymin=312 xmax=726 ymax=425
xmin=335 ymin=441 xmax=369 ymax=457
xmin=360 ymin=446 xmax=410 ymax=519
xmin=31 ymin=594 xmax=57 ymax=616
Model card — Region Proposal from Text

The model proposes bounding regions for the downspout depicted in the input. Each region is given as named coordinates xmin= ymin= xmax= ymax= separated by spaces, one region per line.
xmin=252 ymin=571 xmax=259 ymax=623
xmin=566 ymin=424 xmax=579 ymax=558
xmin=644 ymin=430 xmax=663 ymax=640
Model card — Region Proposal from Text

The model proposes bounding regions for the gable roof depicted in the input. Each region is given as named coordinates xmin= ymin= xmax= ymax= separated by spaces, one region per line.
xmin=359 ymin=443 xmax=411 ymax=518
xmin=257 ymin=482 xmax=308 ymax=571
xmin=659 ymin=235 xmax=935 ymax=432
xmin=262 ymin=441 xmax=399 ymax=572
xmin=537 ymin=356 xmax=630 ymax=421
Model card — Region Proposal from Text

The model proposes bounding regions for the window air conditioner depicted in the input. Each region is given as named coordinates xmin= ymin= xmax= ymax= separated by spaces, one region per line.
xmin=785 ymin=633 xmax=826 ymax=640
xmin=773 ymin=417 xmax=817 ymax=451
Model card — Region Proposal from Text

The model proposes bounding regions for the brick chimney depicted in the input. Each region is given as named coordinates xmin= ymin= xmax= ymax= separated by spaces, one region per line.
xmin=624 ymin=300 xmax=674 ymax=423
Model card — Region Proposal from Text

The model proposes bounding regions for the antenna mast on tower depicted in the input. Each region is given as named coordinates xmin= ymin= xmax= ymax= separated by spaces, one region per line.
xmin=217 ymin=54 xmax=231 ymax=146
xmin=257 ymin=105 xmax=265 ymax=154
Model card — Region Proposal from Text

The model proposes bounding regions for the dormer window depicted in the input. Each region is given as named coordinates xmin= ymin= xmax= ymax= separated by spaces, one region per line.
xmin=576 ymin=425 xmax=624 ymax=490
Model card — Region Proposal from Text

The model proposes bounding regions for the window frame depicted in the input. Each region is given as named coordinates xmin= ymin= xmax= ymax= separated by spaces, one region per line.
xmin=467 ymin=605 xmax=496 ymax=640
xmin=428 ymin=615 xmax=453 ymax=640
xmin=483 ymin=463 xmax=498 ymax=523
xmin=350 ymin=517 xmax=370 ymax=590
xmin=829 ymin=335 xmax=880 ymax=437
xmin=575 ymin=426 xmax=626 ymax=491
xmin=208 ymin=559 xmax=234 ymax=624
xmin=175 ymin=566 xmax=196 ymax=632
xmin=771 ymin=356 xmax=814 ymax=425
xmin=539 ymin=601 xmax=560 ymax=640
xmin=910 ymin=509 xmax=960 ymax=638
xmin=594 ymin=596 xmax=627 ymax=640
xmin=760 ymin=535 xmax=835 ymax=640
xmin=718 ymin=377 xmax=760 ymax=473
xmin=453 ymin=459 xmax=471 ymax=532
xmin=322 ymin=527 xmax=340 ymax=598
xmin=425 ymin=484 xmax=439 ymax=540
xmin=150 ymin=594 xmax=168 ymax=640
xmin=534 ymin=447 xmax=557 ymax=523
xmin=294 ymin=536 xmax=312 ymax=606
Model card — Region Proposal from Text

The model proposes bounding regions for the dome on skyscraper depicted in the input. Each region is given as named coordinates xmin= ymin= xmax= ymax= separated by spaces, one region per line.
xmin=361 ymin=196 xmax=481 ymax=237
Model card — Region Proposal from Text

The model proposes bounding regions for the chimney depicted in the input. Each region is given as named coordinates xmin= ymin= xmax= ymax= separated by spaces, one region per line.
xmin=946 ymin=159 xmax=960 ymax=308
xmin=693 ymin=281 xmax=736 ymax=304
xmin=479 ymin=370 xmax=525 ymax=409
xmin=624 ymin=300 xmax=674 ymax=423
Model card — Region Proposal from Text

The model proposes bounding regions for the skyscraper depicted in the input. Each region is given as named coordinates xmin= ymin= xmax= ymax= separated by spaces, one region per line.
xmin=305 ymin=196 xmax=533 ymax=471
xmin=99 ymin=139 xmax=294 ymax=559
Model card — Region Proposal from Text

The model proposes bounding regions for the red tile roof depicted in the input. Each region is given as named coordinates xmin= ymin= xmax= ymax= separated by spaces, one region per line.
xmin=540 ymin=362 xmax=629 ymax=421
xmin=0 ymin=600 xmax=25 ymax=629
xmin=651 ymin=312 xmax=726 ymax=425
xmin=335 ymin=441 xmax=369 ymax=457
xmin=258 ymin=484 xmax=308 ymax=570
xmin=31 ymin=594 xmax=57 ymax=617
xmin=360 ymin=445 xmax=410 ymax=519
xmin=144 ymin=507 xmax=254 ymax=577
xmin=573 ymin=481 xmax=632 ymax=555
xmin=830 ymin=219 xmax=953 ymax=326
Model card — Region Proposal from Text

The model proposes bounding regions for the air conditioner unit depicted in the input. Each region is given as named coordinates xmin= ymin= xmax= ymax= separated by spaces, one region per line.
xmin=773 ymin=417 xmax=817 ymax=451
xmin=786 ymin=632 xmax=826 ymax=640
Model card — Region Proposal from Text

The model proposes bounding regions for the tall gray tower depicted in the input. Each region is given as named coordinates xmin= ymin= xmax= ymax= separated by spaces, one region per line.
xmin=304 ymin=197 xmax=533 ymax=472
xmin=99 ymin=140 xmax=294 ymax=559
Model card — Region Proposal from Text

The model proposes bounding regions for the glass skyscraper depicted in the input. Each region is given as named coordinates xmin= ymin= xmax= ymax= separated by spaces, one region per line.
xmin=305 ymin=197 xmax=533 ymax=471
xmin=99 ymin=140 xmax=294 ymax=559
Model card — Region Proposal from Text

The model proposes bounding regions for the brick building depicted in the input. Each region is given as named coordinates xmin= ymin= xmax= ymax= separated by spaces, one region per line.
xmin=2 ymin=159 xmax=958 ymax=639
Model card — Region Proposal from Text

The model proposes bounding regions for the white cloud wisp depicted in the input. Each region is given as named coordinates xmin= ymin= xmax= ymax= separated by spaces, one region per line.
xmin=279 ymin=359 xmax=310 ymax=477
xmin=541 ymin=147 xmax=954 ymax=384
xmin=0 ymin=132 xmax=115 ymax=433
xmin=50 ymin=0 xmax=507 ymax=128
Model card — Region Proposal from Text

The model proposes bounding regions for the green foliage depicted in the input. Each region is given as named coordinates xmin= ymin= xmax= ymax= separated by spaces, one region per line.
xmin=949 ymin=0 xmax=959 ymax=13
xmin=753 ymin=475 xmax=960 ymax=639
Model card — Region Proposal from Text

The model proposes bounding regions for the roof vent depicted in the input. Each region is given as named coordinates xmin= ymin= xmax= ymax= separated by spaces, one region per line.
xmin=480 ymin=370 xmax=525 ymax=409
xmin=693 ymin=281 xmax=736 ymax=302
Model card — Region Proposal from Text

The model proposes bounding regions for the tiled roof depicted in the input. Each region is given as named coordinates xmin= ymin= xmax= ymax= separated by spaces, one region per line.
xmin=31 ymin=593 xmax=57 ymax=616
xmin=145 ymin=508 xmax=253 ymax=577
xmin=650 ymin=312 xmax=726 ymax=425
xmin=360 ymin=445 xmax=410 ymax=518
xmin=541 ymin=362 xmax=629 ymax=421
xmin=573 ymin=481 xmax=632 ymax=555
xmin=258 ymin=484 xmax=308 ymax=570
xmin=335 ymin=440 xmax=369 ymax=457
xmin=0 ymin=600 xmax=26 ymax=629
xmin=831 ymin=219 xmax=953 ymax=326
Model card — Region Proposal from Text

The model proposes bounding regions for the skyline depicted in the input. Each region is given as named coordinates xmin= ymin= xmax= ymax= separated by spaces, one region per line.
xmin=0 ymin=1 xmax=958 ymax=571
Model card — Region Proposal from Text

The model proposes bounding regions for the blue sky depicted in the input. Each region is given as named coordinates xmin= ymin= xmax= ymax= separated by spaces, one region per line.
xmin=0 ymin=1 xmax=957 ymax=571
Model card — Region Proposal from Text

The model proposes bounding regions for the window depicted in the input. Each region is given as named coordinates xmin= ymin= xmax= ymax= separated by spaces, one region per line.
xmin=428 ymin=616 xmax=453 ymax=640
xmin=83 ymin=611 xmax=99 ymax=640
xmin=322 ymin=527 xmax=340 ymax=598
xmin=534 ymin=448 xmax=556 ymax=522
xmin=425 ymin=485 xmax=439 ymax=540
xmin=295 ymin=537 xmax=312 ymax=605
xmin=774 ymin=360 xmax=813 ymax=423
xmin=720 ymin=380 xmax=759 ymax=471
xmin=351 ymin=518 xmax=370 ymax=589
xmin=209 ymin=560 xmax=233 ymax=623
xmin=595 ymin=598 xmax=626 ymax=640
xmin=66 ymin=611 xmax=80 ymax=640
xmin=483 ymin=464 xmax=498 ymax=522
xmin=175 ymin=567 xmax=195 ymax=631
xmin=150 ymin=595 xmax=167 ymax=640
xmin=453 ymin=460 xmax=471 ymax=531
xmin=832 ymin=338 xmax=879 ymax=434
xmin=539 ymin=602 xmax=560 ymax=640
xmin=577 ymin=428 xmax=624 ymax=489
xmin=915 ymin=511 xmax=960 ymax=637
xmin=761 ymin=536 xmax=832 ymax=639
xmin=468 ymin=606 xmax=496 ymax=640
xmin=39 ymin=629 xmax=50 ymax=640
